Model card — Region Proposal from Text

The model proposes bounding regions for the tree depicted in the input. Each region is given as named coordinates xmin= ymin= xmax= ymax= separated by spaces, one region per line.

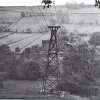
xmin=0 ymin=44 xmax=16 ymax=88
xmin=21 ymin=12 xmax=25 ymax=18
xmin=5 ymin=59 xmax=42 ymax=80
xmin=0 ymin=45 xmax=42 ymax=81
xmin=26 ymin=28 xmax=32 ymax=33
xmin=15 ymin=29 xmax=18 ymax=33
xmin=89 ymin=32 xmax=100 ymax=47
xmin=4 ymin=28 xmax=10 ymax=32
xmin=58 ymin=42 xmax=98 ymax=97
xmin=0 ymin=44 xmax=15 ymax=70
xmin=0 ymin=26 xmax=4 ymax=32
xmin=25 ymin=61 xmax=41 ymax=80
xmin=15 ymin=47 xmax=20 ymax=53
xmin=4 ymin=58 xmax=28 ymax=80
xmin=21 ymin=48 xmax=32 ymax=59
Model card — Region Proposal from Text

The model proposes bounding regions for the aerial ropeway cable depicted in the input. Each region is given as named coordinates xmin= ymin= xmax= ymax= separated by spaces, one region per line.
xmin=6 ymin=32 xmax=41 ymax=45
xmin=18 ymin=6 xmax=49 ymax=51
xmin=49 ymin=7 xmax=54 ymax=21
xmin=0 ymin=4 xmax=52 ymax=51
xmin=0 ymin=6 xmax=45 ymax=40
xmin=38 ymin=6 xmax=49 ymax=27
xmin=30 ymin=7 xmax=44 ymax=32
xmin=0 ymin=32 xmax=14 ymax=39
xmin=0 ymin=16 xmax=25 ymax=40
xmin=4 ymin=17 xmax=22 ymax=30
xmin=20 ymin=33 xmax=46 ymax=50
xmin=41 ymin=0 xmax=62 ymax=32
xmin=12 ymin=6 xmax=49 ymax=51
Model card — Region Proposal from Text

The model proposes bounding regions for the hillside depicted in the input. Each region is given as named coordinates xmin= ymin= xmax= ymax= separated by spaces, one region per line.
xmin=0 ymin=32 xmax=50 ymax=51
xmin=0 ymin=6 xmax=100 ymax=100
xmin=0 ymin=6 xmax=100 ymax=51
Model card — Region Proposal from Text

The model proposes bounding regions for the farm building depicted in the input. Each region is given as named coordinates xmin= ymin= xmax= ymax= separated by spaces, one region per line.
xmin=42 ymin=40 xmax=49 ymax=51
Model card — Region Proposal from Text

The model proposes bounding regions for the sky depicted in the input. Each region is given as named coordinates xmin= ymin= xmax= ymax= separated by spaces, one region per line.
xmin=0 ymin=0 xmax=94 ymax=6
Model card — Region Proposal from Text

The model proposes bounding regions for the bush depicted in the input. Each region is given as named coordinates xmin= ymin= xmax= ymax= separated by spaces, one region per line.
xmin=89 ymin=32 xmax=100 ymax=47
xmin=57 ymin=80 xmax=99 ymax=97
xmin=26 ymin=28 xmax=32 ymax=33
xmin=4 ymin=59 xmax=42 ymax=81
xmin=15 ymin=47 xmax=20 ymax=53
xmin=25 ymin=61 xmax=41 ymax=80
xmin=58 ymin=42 xmax=98 ymax=97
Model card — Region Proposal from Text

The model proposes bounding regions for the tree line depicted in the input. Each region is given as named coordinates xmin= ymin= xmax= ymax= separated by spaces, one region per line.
xmin=0 ymin=31 xmax=100 ymax=97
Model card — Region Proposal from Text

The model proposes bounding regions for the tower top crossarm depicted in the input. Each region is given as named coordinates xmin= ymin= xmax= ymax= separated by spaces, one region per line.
xmin=48 ymin=26 xmax=60 ymax=29
xmin=48 ymin=26 xmax=60 ymax=32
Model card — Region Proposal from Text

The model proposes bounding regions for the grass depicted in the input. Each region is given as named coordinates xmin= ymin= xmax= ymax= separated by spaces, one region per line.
xmin=3 ymin=80 xmax=43 ymax=92
xmin=0 ymin=80 xmax=90 ymax=99
xmin=0 ymin=32 xmax=50 ymax=51
xmin=0 ymin=6 xmax=100 ymax=52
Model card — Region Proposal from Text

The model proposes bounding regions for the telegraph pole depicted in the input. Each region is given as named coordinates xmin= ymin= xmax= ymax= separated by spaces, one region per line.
xmin=43 ymin=26 xmax=60 ymax=93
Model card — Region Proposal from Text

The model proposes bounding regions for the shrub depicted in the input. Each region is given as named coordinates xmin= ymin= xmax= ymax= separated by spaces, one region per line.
xmin=26 ymin=28 xmax=32 ymax=33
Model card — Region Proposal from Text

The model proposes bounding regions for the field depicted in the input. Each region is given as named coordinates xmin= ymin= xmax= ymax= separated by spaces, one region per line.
xmin=0 ymin=6 xmax=100 ymax=100
xmin=0 ymin=32 xmax=50 ymax=51
xmin=0 ymin=6 xmax=100 ymax=51
xmin=1 ymin=23 xmax=100 ymax=51
xmin=0 ymin=80 xmax=89 ymax=100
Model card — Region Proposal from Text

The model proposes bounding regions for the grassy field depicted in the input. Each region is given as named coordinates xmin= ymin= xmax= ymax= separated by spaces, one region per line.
xmin=3 ymin=80 xmax=43 ymax=92
xmin=0 ymin=32 xmax=50 ymax=51
xmin=0 ymin=80 xmax=89 ymax=99
xmin=63 ymin=24 xmax=100 ymax=34
xmin=0 ymin=6 xmax=100 ymax=100
xmin=0 ymin=6 xmax=100 ymax=52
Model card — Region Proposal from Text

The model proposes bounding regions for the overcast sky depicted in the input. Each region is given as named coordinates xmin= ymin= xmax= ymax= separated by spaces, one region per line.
xmin=0 ymin=0 xmax=94 ymax=6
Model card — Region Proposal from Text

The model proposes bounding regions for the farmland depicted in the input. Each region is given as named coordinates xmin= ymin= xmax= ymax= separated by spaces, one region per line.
xmin=0 ymin=7 xmax=100 ymax=51
xmin=0 ymin=32 xmax=50 ymax=51
xmin=0 ymin=6 xmax=100 ymax=100
xmin=0 ymin=80 xmax=90 ymax=100
xmin=0 ymin=7 xmax=100 ymax=50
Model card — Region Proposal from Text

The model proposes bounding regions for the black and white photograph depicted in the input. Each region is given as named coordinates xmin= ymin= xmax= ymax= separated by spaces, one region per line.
xmin=0 ymin=0 xmax=100 ymax=99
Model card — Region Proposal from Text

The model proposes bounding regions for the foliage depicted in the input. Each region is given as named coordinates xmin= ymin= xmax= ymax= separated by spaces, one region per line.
xmin=25 ymin=61 xmax=41 ymax=80
xmin=0 ymin=44 xmax=42 ymax=81
xmin=89 ymin=32 xmax=100 ymax=47
xmin=58 ymin=33 xmax=82 ymax=52
xmin=0 ymin=26 xmax=4 ymax=32
xmin=58 ymin=42 xmax=98 ymax=97
xmin=4 ymin=58 xmax=42 ymax=80
xmin=21 ymin=48 xmax=35 ymax=59
xmin=21 ymin=12 xmax=25 ymax=18
xmin=15 ymin=47 xmax=20 ymax=53
xmin=26 ymin=28 xmax=32 ymax=33
xmin=0 ymin=44 xmax=15 ymax=71
xmin=4 ymin=28 xmax=10 ymax=32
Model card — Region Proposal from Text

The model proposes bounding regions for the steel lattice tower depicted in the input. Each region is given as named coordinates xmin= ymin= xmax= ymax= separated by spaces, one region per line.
xmin=43 ymin=26 xmax=60 ymax=93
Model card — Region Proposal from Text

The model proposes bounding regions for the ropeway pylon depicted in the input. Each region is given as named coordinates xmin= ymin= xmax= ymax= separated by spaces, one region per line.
xmin=43 ymin=26 xmax=60 ymax=93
